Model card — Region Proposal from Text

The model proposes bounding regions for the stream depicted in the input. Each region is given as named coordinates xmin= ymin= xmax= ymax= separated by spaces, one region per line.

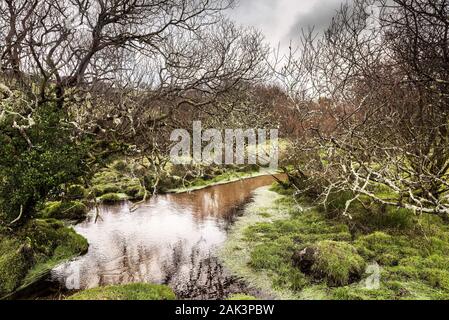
xmin=46 ymin=174 xmax=282 ymax=299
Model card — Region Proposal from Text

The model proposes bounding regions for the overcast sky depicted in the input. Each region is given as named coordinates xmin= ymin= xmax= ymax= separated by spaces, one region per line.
xmin=227 ymin=0 xmax=349 ymax=48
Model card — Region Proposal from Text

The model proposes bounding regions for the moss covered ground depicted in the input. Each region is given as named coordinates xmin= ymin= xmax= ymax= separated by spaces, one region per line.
xmin=221 ymin=184 xmax=449 ymax=300
xmin=66 ymin=283 xmax=176 ymax=300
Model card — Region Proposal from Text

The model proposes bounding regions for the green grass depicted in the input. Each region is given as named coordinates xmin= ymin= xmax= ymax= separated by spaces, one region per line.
xmin=222 ymin=183 xmax=449 ymax=300
xmin=243 ymin=208 xmax=353 ymax=293
xmin=66 ymin=283 xmax=176 ymax=300
xmin=226 ymin=294 xmax=257 ymax=300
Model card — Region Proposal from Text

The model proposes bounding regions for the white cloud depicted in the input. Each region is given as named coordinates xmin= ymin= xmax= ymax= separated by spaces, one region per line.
xmin=227 ymin=0 xmax=349 ymax=49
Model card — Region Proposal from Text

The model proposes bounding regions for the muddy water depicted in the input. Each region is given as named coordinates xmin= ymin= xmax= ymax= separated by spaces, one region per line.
xmin=51 ymin=175 xmax=282 ymax=299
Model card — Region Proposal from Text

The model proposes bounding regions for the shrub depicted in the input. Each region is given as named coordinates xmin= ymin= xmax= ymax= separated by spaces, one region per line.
xmin=93 ymin=183 xmax=122 ymax=195
xmin=352 ymin=205 xmax=414 ymax=232
xmin=123 ymin=185 xmax=140 ymax=198
xmin=319 ymin=191 xmax=355 ymax=217
xmin=0 ymin=102 xmax=89 ymax=226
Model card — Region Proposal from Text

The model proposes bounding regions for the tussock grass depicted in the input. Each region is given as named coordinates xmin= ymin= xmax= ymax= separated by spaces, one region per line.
xmin=221 ymin=183 xmax=449 ymax=300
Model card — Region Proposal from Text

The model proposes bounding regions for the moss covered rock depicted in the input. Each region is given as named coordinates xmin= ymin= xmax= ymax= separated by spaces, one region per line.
xmin=0 ymin=240 xmax=33 ymax=295
xmin=99 ymin=193 xmax=128 ymax=203
xmin=20 ymin=219 xmax=88 ymax=259
xmin=66 ymin=184 xmax=87 ymax=200
xmin=124 ymin=184 xmax=144 ymax=198
xmin=40 ymin=201 xmax=88 ymax=221
xmin=90 ymin=163 xmax=143 ymax=200
xmin=66 ymin=283 xmax=176 ymax=300
xmin=0 ymin=219 xmax=88 ymax=297
xmin=93 ymin=183 xmax=122 ymax=195
xmin=293 ymin=240 xmax=366 ymax=286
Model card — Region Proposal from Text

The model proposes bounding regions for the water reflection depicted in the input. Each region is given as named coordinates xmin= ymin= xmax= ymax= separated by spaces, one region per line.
xmin=52 ymin=175 xmax=280 ymax=299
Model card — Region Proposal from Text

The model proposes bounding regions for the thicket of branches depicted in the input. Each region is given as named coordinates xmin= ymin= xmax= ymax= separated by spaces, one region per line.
xmin=1 ymin=0 xmax=447 ymax=226
xmin=278 ymin=0 xmax=449 ymax=216
xmin=0 ymin=0 xmax=271 ymax=226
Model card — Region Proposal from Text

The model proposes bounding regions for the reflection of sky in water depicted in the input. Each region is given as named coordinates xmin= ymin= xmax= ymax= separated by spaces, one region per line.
xmin=52 ymin=175 xmax=280 ymax=293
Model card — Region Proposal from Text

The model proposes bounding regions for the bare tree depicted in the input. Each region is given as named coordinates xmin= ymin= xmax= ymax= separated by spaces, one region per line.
xmin=279 ymin=0 xmax=449 ymax=216
xmin=0 ymin=0 xmax=270 ymax=223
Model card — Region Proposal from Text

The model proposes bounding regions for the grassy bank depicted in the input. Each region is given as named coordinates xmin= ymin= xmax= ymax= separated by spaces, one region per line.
xmin=221 ymin=184 xmax=449 ymax=300
xmin=167 ymin=167 xmax=278 ymax=194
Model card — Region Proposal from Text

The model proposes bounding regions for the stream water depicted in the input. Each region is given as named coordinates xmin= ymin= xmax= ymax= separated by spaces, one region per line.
xmin=48 ymin=174 xmax=282 ymax=299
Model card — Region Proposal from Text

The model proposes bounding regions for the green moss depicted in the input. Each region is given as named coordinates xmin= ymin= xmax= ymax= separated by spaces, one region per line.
xmin=99 ymin=193 xmax=128 ymax=203
xmin=244 ymin=210 xmax=351 ymax=246
xmin=0 ymin=239 xmax=32 ymax=295
xmin=351 ymin=205 xmax=415 ymax=232
xmin=258 ymin=211 xmax=271 ymax=218
xmin=354 ymin=232 xmax=422 ymax=266
xmin=223 ymin=187 xmax=353 ymax=297
xmin=90 ymin=161 xmax=144 ymax=200
xmin=92 ymin=170 xmax=120 ymax=185
xmin=66 ymin=184 xmax=87 ymax=200
xmin=93 ymin=183 xmax=122 ymax=195
xmin=40 ymin=201 xmax=88 ymax=220
xmin=226 ymin=294 xmax=257 ymax=300
xmin=110 ymin=160 xmax=130 ymax=172
xmin=21 ymin=219 xmax=88 ymax=265
xmin=66 ymin=283 xmax=176 ymax=300
xmin=0 ymin=219 xmax=88 ymax=297
xmin=124 ymin=184 xmax=143 ymax=198
xmin=309 ymin=241 xmax=366 ymax=286
xmin=330 ymin=285 xmax=396 ymax=300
